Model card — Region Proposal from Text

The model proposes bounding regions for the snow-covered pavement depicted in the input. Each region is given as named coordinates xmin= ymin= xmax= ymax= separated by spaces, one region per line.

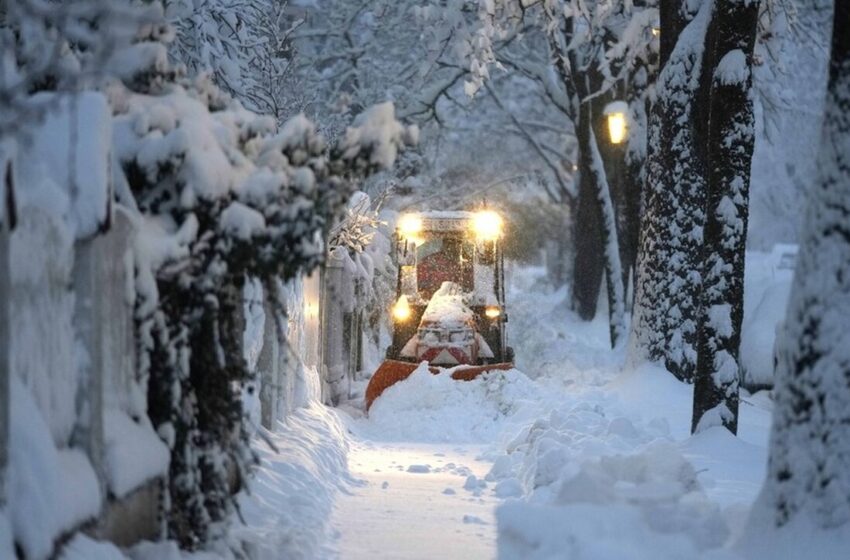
xmin=324 ymin=265 xmax=785 ymax=559
xmin=332 ymin=443 xmax=497 ymax=559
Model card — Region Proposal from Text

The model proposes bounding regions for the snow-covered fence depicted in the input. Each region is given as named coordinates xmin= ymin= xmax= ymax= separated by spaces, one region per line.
xmin=72 ymin=208 xmax=133 ymax=488
xmin=318 ymin=196 xmax=396 ymax=406
xmin=255 ymin=241 xmax=374 ymax=413
xmin=0 ymin=92 xmax=168 ymax=555
xmin=321 ymin=251 xmax=348 ymax=404
xmin=71 ymin=206 xmax=169 ymax=537
xmin=258 ymin=294 xmax=288 ymax=430
xmin=4 ymin=200 xmax=168 ymax=551
xmin=302 ymin=272 xmax=322 ymax=371
xmin=256 ymin=272 xmax=323 ymax=429
xmin=10 ymin=206 xmax=79 ymax=444
xmin=321 ymin=248 xmax=371 ymax=405
xmin=75 ymin=208 xmax=137 ymax=415
xmin=0 ymin=224 xmax=8 ymax=506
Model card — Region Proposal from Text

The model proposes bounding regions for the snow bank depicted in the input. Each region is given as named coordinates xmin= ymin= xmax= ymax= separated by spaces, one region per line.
xmin=491 ymin=408 xmax=751 ymax=559
xmin=102 ymin=409 xmax=170 ymax=499
xmin=0 ymin=510 xmax=14 ymax=560
xmin=738 ymin=514 xmax=850 ymax=560
xmin=489 ymin=394 xmax=735 ymax=557
xmin=235 ymin=403 xmax=353 ymax=560
xmin=485 ymin=266 xmax=778 ymax=559
xmin=504 ymin=264 xmax=620 ymax=382
xmin=359 ymin=363 xmax=548 ymax=443
xmin=740 ymin=246 xmax=796 ymax=388
xmin=8 ymin=377 xmax=102 ymax=559
xmin=59 ymin=534 xmax=127 ymax=560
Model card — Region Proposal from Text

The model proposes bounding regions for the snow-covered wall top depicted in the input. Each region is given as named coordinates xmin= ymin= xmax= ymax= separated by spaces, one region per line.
xmin=13 ymin=92 xmax=112 ymax=240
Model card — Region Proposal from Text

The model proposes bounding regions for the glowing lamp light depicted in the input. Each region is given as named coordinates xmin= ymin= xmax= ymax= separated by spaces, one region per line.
xmin=472 ymin=210 xmax=503 ymax=241
xmin=651 ymin=26 xmax=660 ymax=37
xmin=392 ymin=295 xmax=411 ymax=322
xmin=305 ymin=300 xmax=319 ymax=319
xmin=604 ymin=101 xmax=629 ymax=145
xmin=485 ymin=306 xmax=501 ymax=319
xmin=398 ymin=213 xmax=423 ymax=241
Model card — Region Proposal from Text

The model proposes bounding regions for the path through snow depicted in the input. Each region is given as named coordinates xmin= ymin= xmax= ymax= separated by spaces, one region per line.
xmin=332 ymin=443 xmax=497 ymax=559
xmin=325 ymin=266 xmax=784 ymax=559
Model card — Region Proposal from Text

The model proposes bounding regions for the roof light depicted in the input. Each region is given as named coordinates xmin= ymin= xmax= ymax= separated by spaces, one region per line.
xmin=472 ymin=210 xmax=503 ymax=241
xmin=398 ymin=213 xmax=423 ymax=241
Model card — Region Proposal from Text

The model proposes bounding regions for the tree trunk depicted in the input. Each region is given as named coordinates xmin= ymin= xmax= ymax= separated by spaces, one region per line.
xmin=578 ymin=106 xmax=627 ymax=347
xmin=630 ymin=0 xmax=712 ymax=381
xmin=757 ymin=3 xmax=850 ymax=528
xmin=624 ymin=60 xmax=654 ymax=305
xmin=691 ymin=0 xmax=759 ymax=435
xmin=571 ymin=138 xmax=606 ymax=320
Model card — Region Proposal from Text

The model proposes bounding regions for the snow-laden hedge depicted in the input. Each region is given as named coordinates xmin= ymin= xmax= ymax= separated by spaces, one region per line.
xmin=2 ymin=3 xmax=416 ymax=554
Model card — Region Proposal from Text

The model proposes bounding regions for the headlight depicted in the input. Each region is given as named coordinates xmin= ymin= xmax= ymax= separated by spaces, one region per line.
xmin=392 ymin=295 xmax=411 ymax=322
xmin=472 ymin=210 xmax=503 ymax=241
xmin=398 ymin=213 xmax=423 ymax=242
xmin=485 ymin=306 xmax=501 ymax=319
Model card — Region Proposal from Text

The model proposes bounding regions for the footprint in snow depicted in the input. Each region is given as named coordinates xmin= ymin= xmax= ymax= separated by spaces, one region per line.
xmin=406 ymin=464 xmax=431 ymax=473
xmin=462 ymin=515 xmax=488 ymax=525
xmin=442 ymin=488 xmax=456 ymax=495
xmin=381 ymin=481 xmax=389 ymax=489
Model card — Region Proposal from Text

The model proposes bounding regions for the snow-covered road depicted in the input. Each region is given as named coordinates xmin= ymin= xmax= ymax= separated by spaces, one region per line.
xmin=332 ymin=443 xmax=498 ymax=559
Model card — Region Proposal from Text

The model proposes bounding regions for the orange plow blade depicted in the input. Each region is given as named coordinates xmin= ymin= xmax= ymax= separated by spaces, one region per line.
xmin=365 ymin=360 xmax=514 ymax=411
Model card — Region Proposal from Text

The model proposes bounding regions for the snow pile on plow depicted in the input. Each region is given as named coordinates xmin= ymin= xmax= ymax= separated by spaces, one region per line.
xmin=358 ymin=363 xmax=545 ymax=443
xmin=419 ymin=282 xmax=474 ymax=325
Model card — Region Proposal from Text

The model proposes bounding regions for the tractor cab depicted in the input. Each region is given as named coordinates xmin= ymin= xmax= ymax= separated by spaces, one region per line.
xmin=387 ymin=210 xmax=512 ymax=367
xmin=364 ymin=209 xmax=514 ymax=410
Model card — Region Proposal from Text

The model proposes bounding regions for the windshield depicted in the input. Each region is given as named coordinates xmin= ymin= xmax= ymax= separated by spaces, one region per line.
xmin=415 ymin=234 xmax=474 ymax=298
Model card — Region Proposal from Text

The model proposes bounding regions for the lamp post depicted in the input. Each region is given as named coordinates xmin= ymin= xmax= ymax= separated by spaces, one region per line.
xmin=601 ymin=100 xmax=632 ymax=299
xmin=603 ymin=101 xmax=629 ymax=146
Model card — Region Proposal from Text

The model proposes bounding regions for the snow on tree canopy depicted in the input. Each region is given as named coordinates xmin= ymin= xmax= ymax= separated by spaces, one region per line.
xmin=106 ymin=28 xmax=417 ymax=547
xmin=715 ymin=49 xmax=749 ymax=86
xmin=339 ymin=102 xmax=419 ymax=170
xmin=112 ymin=84 xmax=256 ymax=206
xmin=220 ymin=201 xmax=266 ymax=240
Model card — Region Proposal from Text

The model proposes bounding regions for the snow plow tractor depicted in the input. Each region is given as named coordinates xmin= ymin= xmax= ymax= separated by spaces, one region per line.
xmin=365 ymin=210 xmax=514 ymax=410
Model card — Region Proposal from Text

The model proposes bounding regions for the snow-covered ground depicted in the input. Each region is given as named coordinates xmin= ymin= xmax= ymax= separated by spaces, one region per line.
xmin=45 ymin=259 xmax=827 ymax=559
xmin=332 ymin=442 xmax=498 ymax=559
xmin=322 ymin=263 xmax=814 ymax=559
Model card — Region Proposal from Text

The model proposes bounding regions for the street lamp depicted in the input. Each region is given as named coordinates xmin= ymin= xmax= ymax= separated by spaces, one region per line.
xmin=603 ymin=101 xmax=629 ymax=145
